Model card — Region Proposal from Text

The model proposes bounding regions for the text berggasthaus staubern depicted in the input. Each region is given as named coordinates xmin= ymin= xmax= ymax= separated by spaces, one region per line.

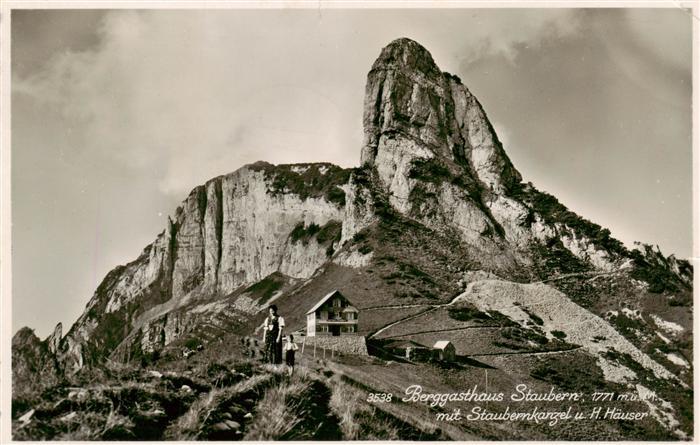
xmin=368 ymin=384 xmax=652 ymax=425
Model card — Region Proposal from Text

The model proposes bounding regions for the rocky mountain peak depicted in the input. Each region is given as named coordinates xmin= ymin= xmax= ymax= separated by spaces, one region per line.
xmin=12 ymin=327 xmax=61 ymax=398
xmin=369 ymin=38 xmax=441 ymax=78
xmin=12 ymin=327 xmax=41 ymax=349
xmin=361 ymin=37 xmax=521 ymax=196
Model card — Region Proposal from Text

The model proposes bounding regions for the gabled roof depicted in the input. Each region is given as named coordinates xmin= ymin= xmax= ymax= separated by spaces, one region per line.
xmin=385 ymin=339 xmax=428 ymax=350
xmin=342 ymin=306 xmax=358 ymax=313
xmin=433 ymin=340 xmax=453 ymax=350
xmin=306 ymin=290 xmax=353 ymax=315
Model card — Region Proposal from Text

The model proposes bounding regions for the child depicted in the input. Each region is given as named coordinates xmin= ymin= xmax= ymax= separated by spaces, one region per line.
xmin=284 ymin=334 xmax=299 ymax=375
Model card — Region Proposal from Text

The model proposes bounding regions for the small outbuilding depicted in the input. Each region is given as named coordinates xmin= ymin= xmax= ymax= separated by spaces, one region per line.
xmin=385 ymin=339 xmax=431 ymax=361
xmin=432 ymin=340 xmax=456 ymax=362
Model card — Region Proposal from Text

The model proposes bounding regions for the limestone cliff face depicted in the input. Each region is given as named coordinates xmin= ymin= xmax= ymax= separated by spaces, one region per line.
xmin=54 ymin=162 xmax=365 ymax=371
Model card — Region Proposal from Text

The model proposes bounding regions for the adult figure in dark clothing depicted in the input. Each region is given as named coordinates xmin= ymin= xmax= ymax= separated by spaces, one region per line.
xmin=262 ymin=304 xmax=285 ymax=364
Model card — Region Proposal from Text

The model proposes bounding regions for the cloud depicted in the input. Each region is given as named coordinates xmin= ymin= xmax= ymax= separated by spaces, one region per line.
xmin=441 ymin=9 xmax=583 ymax=67
xmin=14 ymin=9 xmax=590 ymax=198
xmin=14 ymin=11 xmax=356 ymax=197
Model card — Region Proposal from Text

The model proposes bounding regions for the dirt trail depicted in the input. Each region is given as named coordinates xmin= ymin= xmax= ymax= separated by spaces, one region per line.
xmin=534 ymin=270 xmax=624 ymax=284
xmin=469 ymin=345 xmax=583 ymax=357
xmin=363 ymin=303 xmax=433 ymax=310
xmin=380 ymin=324 xmax=501 ymax=339
xmin=369 ymin=287 xmax=484 ymax=339
xmin=373 ymin=269 xmax=627 ymax=339
xmin=369 ymin=307 xmax=438 ymax=338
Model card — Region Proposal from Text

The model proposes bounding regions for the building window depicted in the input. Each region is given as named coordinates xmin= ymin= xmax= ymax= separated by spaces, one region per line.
xmin=333 ymin=299 xmax=341 ymax=307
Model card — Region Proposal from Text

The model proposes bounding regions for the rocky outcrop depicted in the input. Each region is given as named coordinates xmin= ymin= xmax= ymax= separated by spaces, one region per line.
xmin=361 ymin=38 xmax=521 ymax=193
xmin=46 ymin=323 xmax=62 ymax=354
xmin=358 ymin=38 xmax=685 ymax=280
xmin=12 ymin=328 xmax=60 ymax=397
xmin=359 ymin=39 xmax=534 ymax=254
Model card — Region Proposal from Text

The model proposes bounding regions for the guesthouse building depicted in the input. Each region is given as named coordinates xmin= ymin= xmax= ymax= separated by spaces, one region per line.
xmin=306 ymin=290 xmax=359 ymax=337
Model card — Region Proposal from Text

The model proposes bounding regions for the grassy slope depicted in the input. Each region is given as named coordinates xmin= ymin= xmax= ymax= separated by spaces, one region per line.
xmin=269 ymin=209 xmax=496 ymax=336
xmin=12 ymin=334 xmax=447 ymax=441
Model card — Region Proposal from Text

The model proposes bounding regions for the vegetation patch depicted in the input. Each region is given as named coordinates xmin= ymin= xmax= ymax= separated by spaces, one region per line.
xmin=316 ymin=220 xmax=342 ymax=244
xmin=244 ymin=274 xmax=286 ymax=303
xmin=501 ymin=326 xmax=548 ymax=346
xmin=531 ymin=237 xmax=592 ymax=279
xmin=382 ymin=261 xmax=435 ymax=289
xmin=628 ymin=244 xmax=692 ymax=294
xmin=358 ymin=245 xmax=374 ymax=255
xmin=183 ymin=337 xmax=203 ymax=351
xmin=522 ymin=308 xmax=544 ymax=326
xmin=491 ymin=341 xmax=529 ymax=351
xmin=248 ymin=161 xmax=351 ymax=207
xmin=408 ymin=158 xmax=452 ymax=184
xmin=447 ymin=306 xmax=515 ymax=326
xmin=551 ymin=330 xmax=567 ymax=340
xmin=509 ymin=182 xmax=626 ymax=255
xmin=447 ymin=306 xmax=491 ymax=322
xmin=290 ymin=220 xmax=343 ymax=255
xmin=530 ymin=353 xmax=615 ymax=393
xmin=290 ymin=222 xmax=320 ymax=244
xmin=607 ymin=312 xmax=645 ymax=338
xmin=602 ymin=349 xmax=693 ymax=435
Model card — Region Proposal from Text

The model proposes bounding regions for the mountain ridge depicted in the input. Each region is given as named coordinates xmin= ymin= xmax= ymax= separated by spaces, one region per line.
xmin=15 ymin=35 xmax=691 ymax=371
xmin=12 ymin=37 xmax=692 ymax=440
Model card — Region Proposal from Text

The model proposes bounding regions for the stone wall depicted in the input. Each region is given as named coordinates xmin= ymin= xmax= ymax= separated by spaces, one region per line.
xmin=301 ymin=335 xmax=368 ymax=355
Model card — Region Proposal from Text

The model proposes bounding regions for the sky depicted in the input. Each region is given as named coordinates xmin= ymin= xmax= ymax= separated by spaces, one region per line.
xmin=11 ymin=8 xmax=693 ymax=337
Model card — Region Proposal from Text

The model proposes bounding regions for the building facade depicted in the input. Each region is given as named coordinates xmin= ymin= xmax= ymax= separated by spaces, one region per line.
xmin=306 ymin=290 xmax=359 ymax=337
xmin=432 ymin=340 xmax=456 ymax=362
xmin=386 ymin=339 xmax=431 ymax=361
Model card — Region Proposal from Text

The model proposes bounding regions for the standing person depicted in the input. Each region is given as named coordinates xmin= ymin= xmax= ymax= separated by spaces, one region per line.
xmin=284 ymin=335 xmax=299 ymax=376
xmin=262 ymin=304 xmax=284 ymax=364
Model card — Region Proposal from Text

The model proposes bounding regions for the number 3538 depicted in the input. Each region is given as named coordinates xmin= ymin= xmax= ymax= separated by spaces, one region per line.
xmin=367 ymin=393 xmax=393 ymax=403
